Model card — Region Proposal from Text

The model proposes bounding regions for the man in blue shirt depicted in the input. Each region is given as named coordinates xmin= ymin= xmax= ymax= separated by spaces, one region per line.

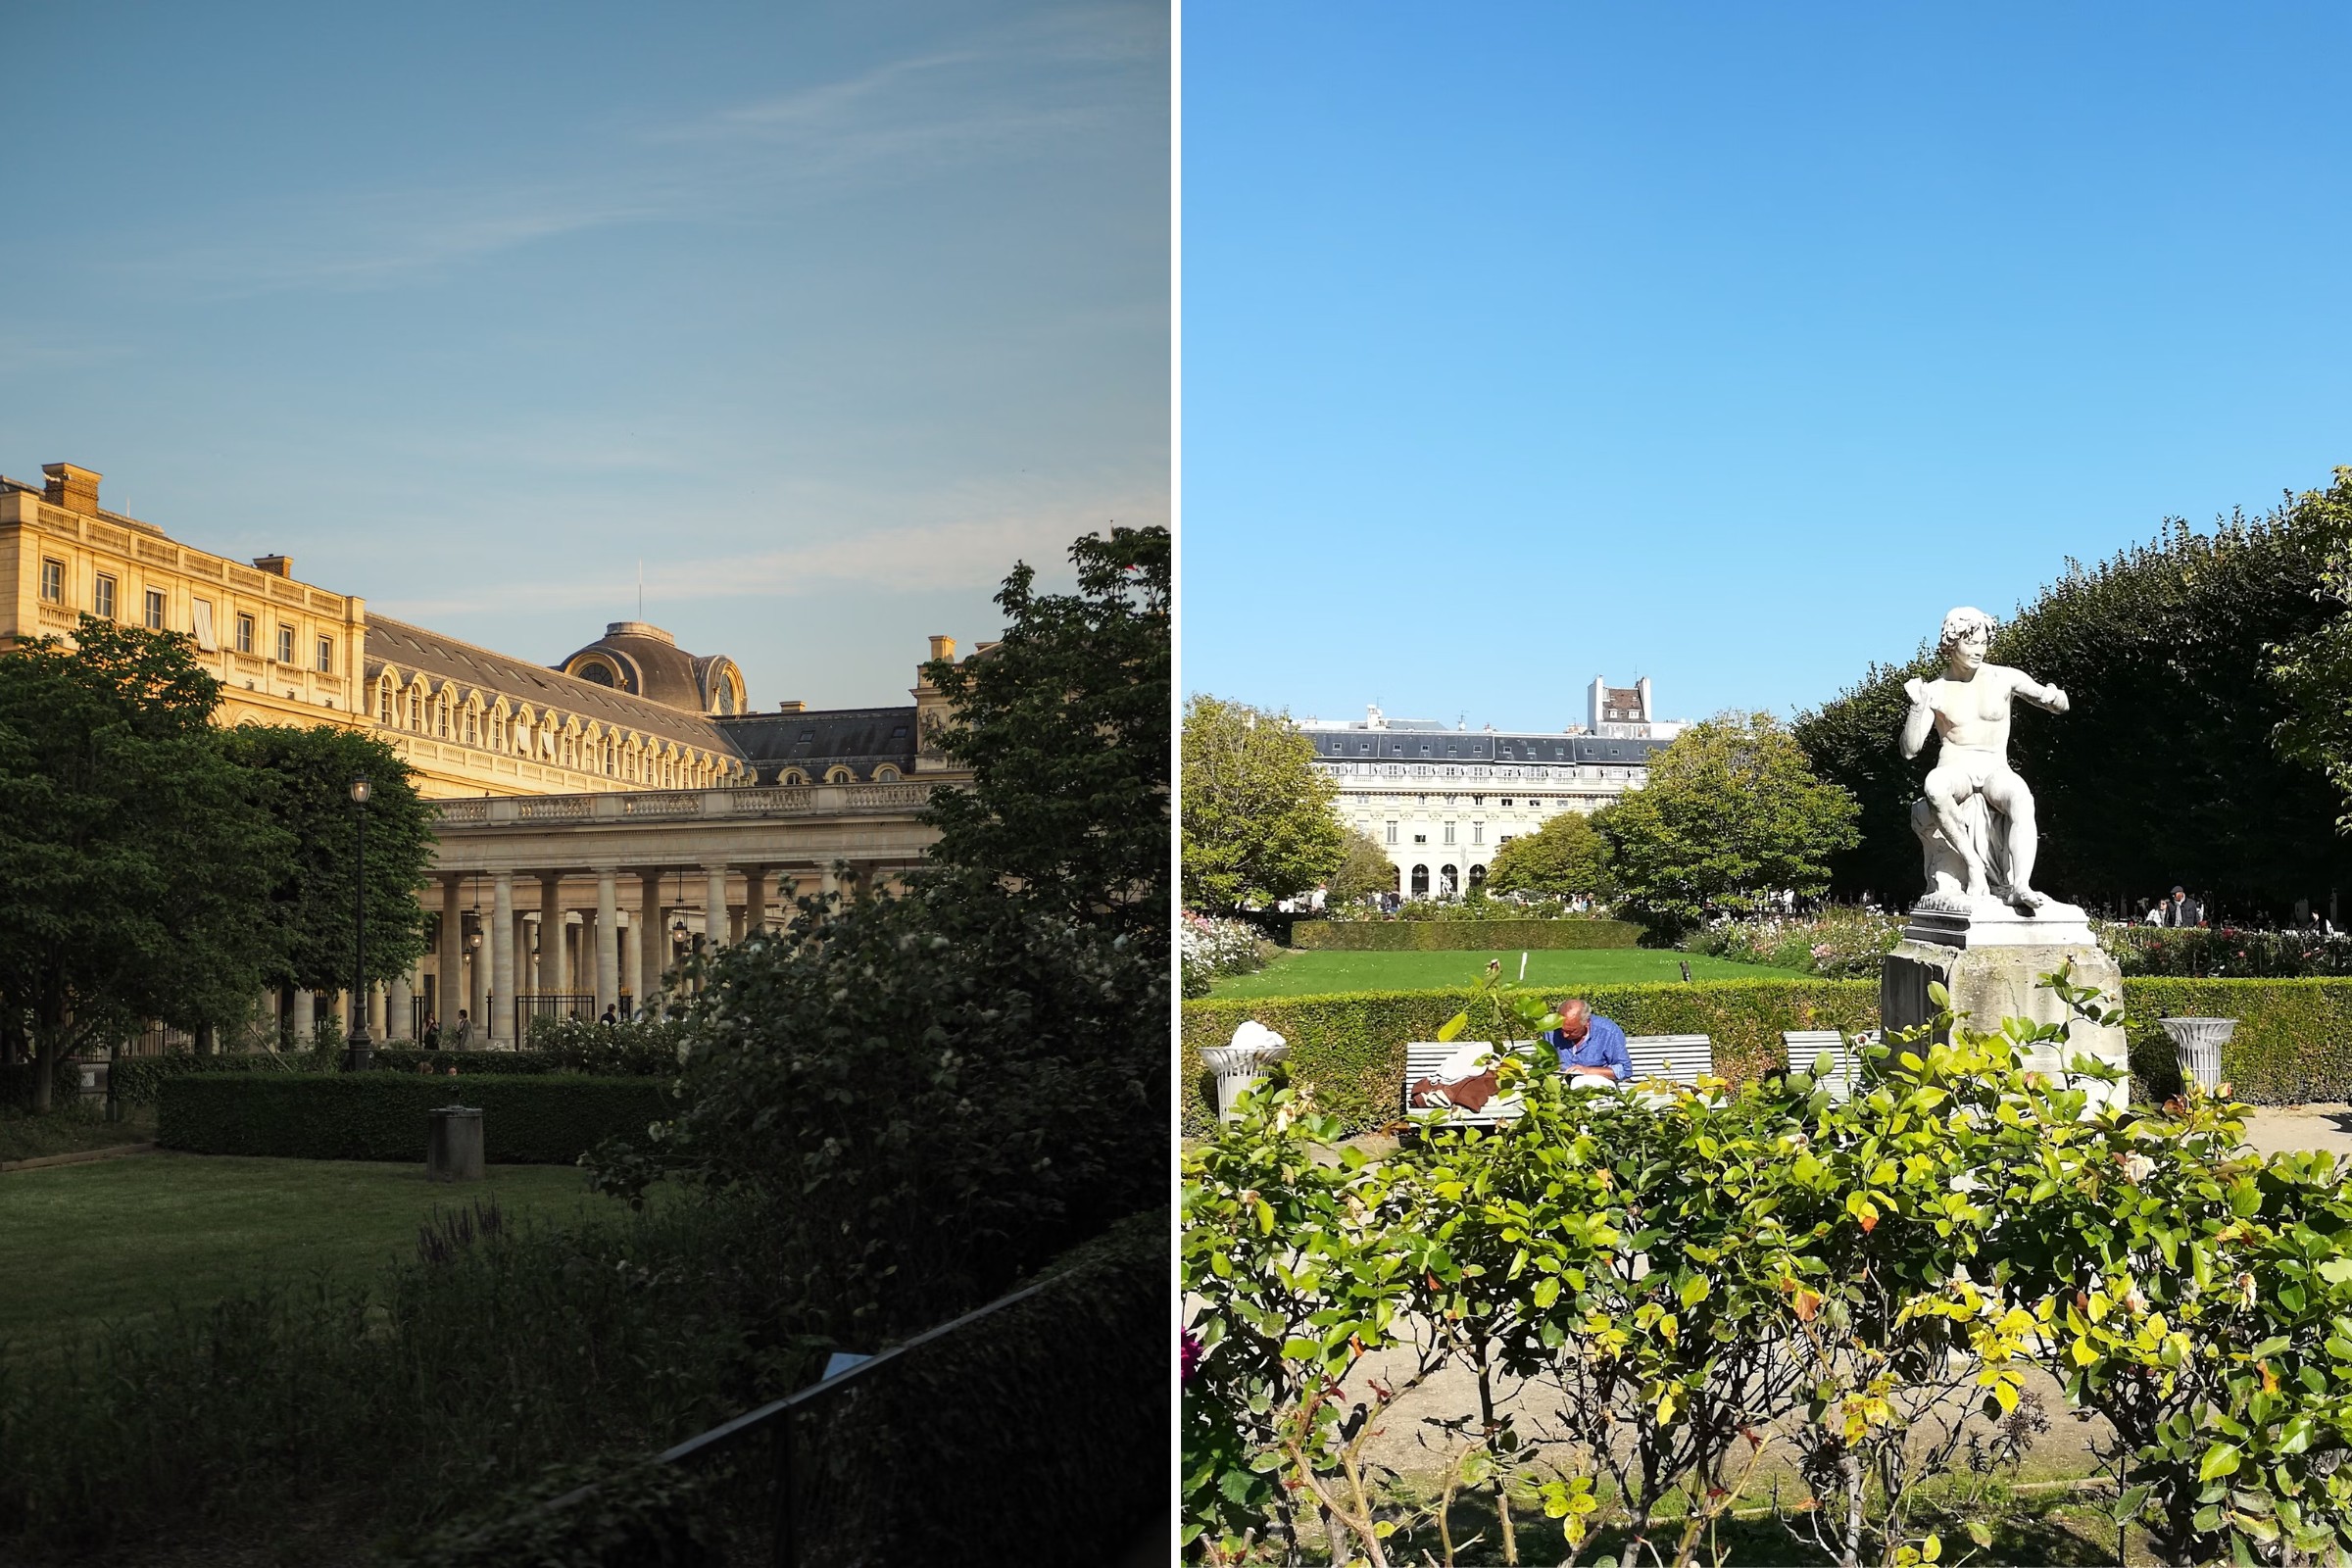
xmin=1544 ymin=999 xmax=1632 ymax=1089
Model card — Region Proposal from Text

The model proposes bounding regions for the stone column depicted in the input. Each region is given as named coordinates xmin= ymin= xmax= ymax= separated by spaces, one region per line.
xmin=438 ymin=874 xmax=465 ymax=1038
xmin=491 ymin=872 xmax=515 ymax=1047
xmin=622 ymin=909 xmax=642 ymax=1002
xmin=820 ymin=863 xmax=841 ymax=901
xmin=389 ymin=968 xmax=413 ymax=1041
xmin=639 ymin=871 xmax=664 ymax=1007
xmin=470 ymin=928 xmax=489 ymax=1036
xmin=596 ymin=868 xmax=621 ymax=1015
xmin=743 ymin=866 xmax=769 ymax=939
xmin=704 ymin=864 xmax=730 ymax=957
xmin=771 ymin=868 xmax=798 ymax=922
xmin=369 ymin=983 xmax=387 ymax=1039
xmin=290 ymin=988 xmax=315 ymax=1047
xmin=539 ymin=873 xmax=569 ymax=995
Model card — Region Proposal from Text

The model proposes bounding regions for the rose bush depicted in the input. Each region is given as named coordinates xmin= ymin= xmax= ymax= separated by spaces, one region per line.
xmin=1182 ymin=967 xmax=2352 ymax=1567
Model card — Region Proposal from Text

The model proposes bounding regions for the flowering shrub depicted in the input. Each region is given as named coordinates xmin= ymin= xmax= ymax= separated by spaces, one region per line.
xmin=1183 ymin=966 xmax=2352 ymax=1565
xmin=2098 ymin=921 xmax=2352 ymax=978
xmin=1687 ymin=904 xmax=1903 ymax=978
xmin=1183 ymin=911 xmax=1271 ymax=999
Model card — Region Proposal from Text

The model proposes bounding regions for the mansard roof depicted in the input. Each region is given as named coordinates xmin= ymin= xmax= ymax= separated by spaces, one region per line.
xmin=718 ymin=706 xmax=918 ymax=784
xmin=1309 ymin=730 xmax=1667 ymax=764
xmin=365 ymin=616 xmax=735 ymax=755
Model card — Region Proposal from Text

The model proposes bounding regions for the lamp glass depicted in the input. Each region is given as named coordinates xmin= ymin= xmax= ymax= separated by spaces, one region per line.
xmin=350 ymin=777 xmax=371 ymax=805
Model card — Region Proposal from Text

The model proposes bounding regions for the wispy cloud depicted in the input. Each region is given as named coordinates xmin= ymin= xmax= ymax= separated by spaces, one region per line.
xmin=378 ymin=487 xmax=1164 ymax=621
xmin=117 ymin=7 xmax=1155 ymax=298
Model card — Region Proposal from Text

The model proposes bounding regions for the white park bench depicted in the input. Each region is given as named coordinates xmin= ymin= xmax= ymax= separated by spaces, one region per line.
xmin=1782 ymin=1029 xmax=1877 ymax=1102
xmin=1401 ymin=1034 xmax=1716 ymax=1130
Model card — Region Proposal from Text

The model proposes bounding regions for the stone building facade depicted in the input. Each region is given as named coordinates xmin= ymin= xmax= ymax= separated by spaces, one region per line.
xmin=1297 ymin=691 xmax=1685 ymax=898
xmin=0 ymin=460 xmax=980 ymax=1048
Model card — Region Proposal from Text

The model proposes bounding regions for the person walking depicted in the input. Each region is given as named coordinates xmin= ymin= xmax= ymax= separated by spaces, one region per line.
xmin=448 ymin=1008 xmax=474 ymax=1051
xmin=2164 ymin=886 xmax=2205 ymax=927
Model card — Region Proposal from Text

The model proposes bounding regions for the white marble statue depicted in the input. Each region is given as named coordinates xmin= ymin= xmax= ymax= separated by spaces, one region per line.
xmin=1900 ymin=607 xmax=2071 ymax=912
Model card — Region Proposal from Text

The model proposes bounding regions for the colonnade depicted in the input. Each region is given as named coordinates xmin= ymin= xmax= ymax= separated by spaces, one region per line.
xmin=365 ymin=858 xmax=895 ymax=1047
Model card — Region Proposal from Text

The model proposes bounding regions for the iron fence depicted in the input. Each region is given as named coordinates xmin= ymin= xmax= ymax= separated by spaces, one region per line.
xmin=514 ymin=992 xmax=598 ymax=1039
xmin=500 ymin=1262 xmax=1151 ymax=1567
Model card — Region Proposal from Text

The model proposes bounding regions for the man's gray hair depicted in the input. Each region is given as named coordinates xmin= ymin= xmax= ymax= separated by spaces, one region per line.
xmin=1556 ymin=998 xmax=1591 ymax=1020
xmin=1938 ymin=606 xmax=1996 ymax=658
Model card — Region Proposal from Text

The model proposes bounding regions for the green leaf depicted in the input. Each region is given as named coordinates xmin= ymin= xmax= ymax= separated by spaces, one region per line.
xmin=2201 ymin=1441 xmax=2243 ymax=1483
xmin=1437 ymin=1010 xmax=1469 ymax=1044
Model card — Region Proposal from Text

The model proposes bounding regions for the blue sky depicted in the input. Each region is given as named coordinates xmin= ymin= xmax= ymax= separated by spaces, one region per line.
xmin=1 ymin=0 xmax=1167 ymax=709
xmin=1180 ymin=4 xmax=2352 ymax=733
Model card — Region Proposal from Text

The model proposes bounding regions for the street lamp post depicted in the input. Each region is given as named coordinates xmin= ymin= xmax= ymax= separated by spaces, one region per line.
xmin=345 ymin=776 xmax=373 ymax=1071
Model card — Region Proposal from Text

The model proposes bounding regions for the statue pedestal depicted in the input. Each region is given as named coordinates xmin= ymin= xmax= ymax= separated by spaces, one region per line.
xmin=1881 ymin=897 xmax=2128 ymax=1114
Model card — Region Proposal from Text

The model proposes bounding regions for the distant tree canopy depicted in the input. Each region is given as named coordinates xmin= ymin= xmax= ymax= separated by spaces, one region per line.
xmin=1598 ymin=711 xmax=1858 ymax=935
xmin=1323 ymin=828 xmax=1396 ymax=906
xmin=1485 ymin=808 xmax=1613 ymax=900
xmin=1795 ymin=474 xmax=2352 ymax=918
xmin=1180 ymin=696 xmax=1345 ymax=915
xmin=221 ymin=725 xmax=435 ymax=996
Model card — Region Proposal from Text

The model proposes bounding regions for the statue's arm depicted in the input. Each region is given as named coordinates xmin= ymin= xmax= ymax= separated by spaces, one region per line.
xmin=2005 ymin=667 xmax=2071 ymax=713
xmin=1899 ymin=677 xmax=1936 ymax=759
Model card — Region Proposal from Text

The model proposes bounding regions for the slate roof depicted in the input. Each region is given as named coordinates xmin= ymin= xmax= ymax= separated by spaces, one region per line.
xmin=364 ymin=616 xmax=734 ymax=754
xmin=717 ymin=707 xmax=919 ymax=784
xmin=1309 ymin=731 xmax=1667 ymax=765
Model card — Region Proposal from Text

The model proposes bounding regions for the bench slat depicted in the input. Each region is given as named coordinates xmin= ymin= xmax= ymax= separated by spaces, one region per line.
xmin=1402 ymin=1034 xmax=1715 ymax=1127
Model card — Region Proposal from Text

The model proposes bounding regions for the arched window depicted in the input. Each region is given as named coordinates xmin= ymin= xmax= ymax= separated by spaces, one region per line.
xmin=377 ymin=680 xmax=394 ymax=725
xmin=407 ymin=686 xmax=423 ymax=729
xmin=778 ymin=767 xmax=808 ymax=787
xmin=873 ymin=764 xmax=900 ymax=782
xmin=825 ymin=765 xmax=854 ymax=785
xmin=434 ymin=694 xmax=452 ymax=740
xmin=490 ymin=710 xmax=506 ymax=751
xmin=1410 ymin=864 xmax=1430 ymax=897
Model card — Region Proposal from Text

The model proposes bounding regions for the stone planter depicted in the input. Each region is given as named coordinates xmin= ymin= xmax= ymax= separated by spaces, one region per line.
xmin=1200 ymin=1044 xmax=1289 ymax=1123
xmin=427 ymin=1104 xmax=484 ymax=1181
xmin=2157 ymin=1016 xmax=2236 ymax=1095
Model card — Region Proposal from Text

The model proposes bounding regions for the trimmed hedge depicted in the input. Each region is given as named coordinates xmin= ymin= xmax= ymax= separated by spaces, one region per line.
xmin=1181 ymin=981 xmax=1878 ymax=1133
xmin=2122 ymin=979 xmax=2352 ymax=1104
xmin=1182 ymin=977 xmax=2352 ymax=1132
xmin=109 ymin=1051 xmax=331 ymax=1105
xmin=1289 ymin=918 xmax=1642 ymax=952
xmin=158 ymin=1074 xmax=669 ymax=1163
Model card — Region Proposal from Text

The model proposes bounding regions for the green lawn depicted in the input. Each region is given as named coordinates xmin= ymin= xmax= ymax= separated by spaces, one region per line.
xmin=1206 ymin=947 xmax=1807 ymax=998
xmin=0 ymin=1153 xmax=625 ymax=1361
xmin=0 ymin=1102 xmax=155 ymax=1164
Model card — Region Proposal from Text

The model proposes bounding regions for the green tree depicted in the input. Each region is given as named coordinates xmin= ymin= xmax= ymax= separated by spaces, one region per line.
xmin=1181 ymin=696 xmax=1346 ymax=914
xmin=1323 ymin=827 xmax=1396 ymax=906
xmin=1484 ymin=808 xmax=1612 ymax=899
xmin=0 ymin=618 xmax=290 ymax=1109
xmin=220 ymin=725 xmax=436 ymax=998
xmin=917 ymin=525 xmax=1169 ymax=947
xmin=1801 ymin=480 xmax=2352 ymax=915
xmin=1598 ymin=711 xmax=1859 ymax=935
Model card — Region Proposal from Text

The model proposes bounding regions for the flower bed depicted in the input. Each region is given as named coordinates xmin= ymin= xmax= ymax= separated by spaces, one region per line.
xmin=1685 ymin=904 xmax=1903 ymax=977
xmin=1182 ymin=911 xmax=1272 ymax=999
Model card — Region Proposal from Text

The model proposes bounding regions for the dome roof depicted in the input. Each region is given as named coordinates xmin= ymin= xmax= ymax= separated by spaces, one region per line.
xmin=555 ymin=621 xmax=747 ymax=716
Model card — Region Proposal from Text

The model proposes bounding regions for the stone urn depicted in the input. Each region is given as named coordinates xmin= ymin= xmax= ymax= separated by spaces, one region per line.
xmin=2157 ymin=1016 xmax=2236 ymax=1095
xmin=1202 ymin=1021 xmax=1290 ymax=1123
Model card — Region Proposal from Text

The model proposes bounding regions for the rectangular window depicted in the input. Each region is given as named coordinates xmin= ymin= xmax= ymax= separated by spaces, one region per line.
xmin=316 ymin=635 xmax=333 ymax=673
xmin=93 ymin=574 xmax=116 ymax=619
xmin=1444 ymin=822 xmax=1457 ymax=845
xmin=275 ymin=624 xmax=294 ymax=663
xmin=38 ymin=559 xmax=63 ymax=602
xmin=1385 ymin=821 xmax=1397 ymax=845
xmin=191 ymin=599 xmax=218 ymax=651
xmin=1472 ymin=821 xmax=1485 ymax=844
xmin=144 ymin=588 xmax=166 ymax=630
xmin=378 ymin=685 xmax=393 ymax=724
xmin=235 ymin=612 xmax=255 ymax=654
